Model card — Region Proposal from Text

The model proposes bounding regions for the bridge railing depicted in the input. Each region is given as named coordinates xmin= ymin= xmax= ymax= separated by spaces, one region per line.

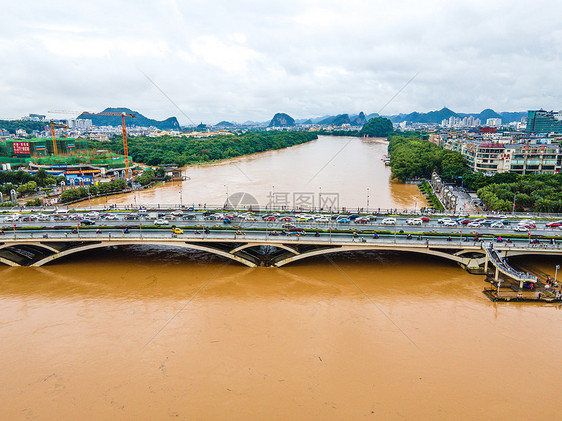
xmin=483 ymin=243 xmax=537 ymax=282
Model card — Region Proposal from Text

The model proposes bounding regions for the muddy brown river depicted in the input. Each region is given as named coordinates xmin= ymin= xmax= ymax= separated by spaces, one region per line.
xmin=2 ymin=137 xmax=562 ymax=420
xmin=86 ymin=136 xmax=426 ymax=210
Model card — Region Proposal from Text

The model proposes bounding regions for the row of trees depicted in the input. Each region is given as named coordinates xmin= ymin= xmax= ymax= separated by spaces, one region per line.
xmin=0 ymin=120 xmax=45 ymax=134
xmin=477 ymin=175 xmax=562 ymax=212
xmin=60 ymin=179 xmax=127 ymax=203
xmin=0 ymin=169 xmax=65 ymax=196
xmin=388 ymin=134 xmax=468 ymax=182
xmin=88 ymin=131 xmax=318 ymax=167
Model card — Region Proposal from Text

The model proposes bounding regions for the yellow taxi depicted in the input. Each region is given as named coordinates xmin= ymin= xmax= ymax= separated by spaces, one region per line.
xmin=172 ymin=227 xmax=184 ymax=234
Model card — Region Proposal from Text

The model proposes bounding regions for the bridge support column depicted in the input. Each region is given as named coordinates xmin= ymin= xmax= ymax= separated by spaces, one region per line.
xmin=484 ymin=254 xmax=489 ymax=273
xmin=519 ymin=280 xmax=524 ymax=290
xmin=495 ymin=267 xmax=499 ymax=281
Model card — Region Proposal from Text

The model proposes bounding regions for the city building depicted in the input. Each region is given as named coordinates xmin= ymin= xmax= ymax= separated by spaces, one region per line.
xmin=486 ymin=118 xmax=502 ymax=127
xmin=526 ymin=110 xmax=562 ymax=134
xmin=444 ymin=136 xmax=561 ymax=175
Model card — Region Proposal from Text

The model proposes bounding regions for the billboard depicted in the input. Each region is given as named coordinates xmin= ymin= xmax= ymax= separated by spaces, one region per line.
xmin=13 ymin=142 xmax=30 ymax=155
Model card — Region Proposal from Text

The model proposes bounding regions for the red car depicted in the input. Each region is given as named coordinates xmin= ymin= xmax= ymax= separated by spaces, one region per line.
xmin=420 ymin=217 xmax=430 ymax=222
xmin=546 ymin=221 xmax=562 ymax=228
xmin=279 ymin=217 xmax=293 ymax=222
xmin=519 ymin=223 xmax=536 ymax=229
xmin=263 ymin=216 xmax=276 ymax=221
xmin=459 ymin=219 xmax=471 ymax=225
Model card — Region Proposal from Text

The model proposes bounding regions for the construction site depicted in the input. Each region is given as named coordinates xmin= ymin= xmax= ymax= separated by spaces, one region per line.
xmin=0 ymin=111 xmax=137 ymax=184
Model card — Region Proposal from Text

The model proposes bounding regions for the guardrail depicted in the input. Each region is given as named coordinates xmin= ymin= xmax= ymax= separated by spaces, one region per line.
xmin=483 ymin=242 xmax=537 ymax=282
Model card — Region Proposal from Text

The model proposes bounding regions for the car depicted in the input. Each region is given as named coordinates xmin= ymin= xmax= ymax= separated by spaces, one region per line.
xmin=281 ymin=224 xmax=299 ymax=231
xmin=466 ymin=222 xmax=481 ymax=228
xmin=164 ymin=214 xmax=176 ymax=220
xmin=223 ymin=218 xmax=232 ymax=224
xmin=125 ymin=213 xmax=139 ymax=220
xmin=315 ymin=217 xmax=330 ymax=223
xmin=348 ymin=214 xmax=360 ymax=220
xmin=518 ymin=223 xmax=536 ymax=229
xmin=337 ymin=218 xmax=351 ymax=223
xmin=381 ymin=218 xmax=396 ymax=225
xmin=279 ymin=216 xmax=293 ymax=222
xmin=80 ymin=219 xmax=96 ymax=225
xmin=420 ymin=217 xmax=430 ymax=222
xmin=406 ymin=218 xmax=422 ymax=225
xmin=171 ymin=210 xmax=184 ymax=216
xmin=104 ymin=214 xmax=119 ymax=220
xmin=546 ymin=221 xmax=562 ymax=228
xmin=172 ymin=227 xmax=183 ymax=234
xmin=490 ymin=221 xmax=504 ymax=228
xmin=443 ymin=221 xmax=457 ymax=227
xmin=459 ymin=219 xmax=471 ymax=225
xmin=513 ymin=225 xmax=529 ymax=232
xmin=438 ymin=218 xmax=453 ymax=224
xmin=263 ymin=216 xmax=276 ymax=221
xmin=354 ymin=217 xmax=370 ymax=224
xmin=154 ymin=219 xmax=169 ymax=225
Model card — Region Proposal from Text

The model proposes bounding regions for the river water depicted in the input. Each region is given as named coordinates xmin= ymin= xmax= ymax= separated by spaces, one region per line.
xmin=86 ymin=136 xmax=425 ymax=210
xmin=2 ymin=137 xmax=562 ymax=420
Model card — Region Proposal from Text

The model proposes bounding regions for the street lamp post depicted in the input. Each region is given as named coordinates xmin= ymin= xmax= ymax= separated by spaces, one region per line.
xmin=512 ymin=193 xmax=516 ymax=215
xmin=367 ymin=188 xmax=370 ymax=212
xmin=555 ymin=265 xmax=560 ymax=284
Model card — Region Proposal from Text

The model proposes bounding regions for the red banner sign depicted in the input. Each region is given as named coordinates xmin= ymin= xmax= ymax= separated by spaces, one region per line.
xmin=13 ymin=142 xmax=30 ymax=155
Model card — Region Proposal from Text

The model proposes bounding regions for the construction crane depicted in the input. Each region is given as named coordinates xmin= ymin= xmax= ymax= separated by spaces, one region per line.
xmin=49 ymin=110 xmax=136 ymax=178
xmin=49 ymin=121 xmax=68 ymax=155
xmin=82 ymin=112 xmax=136 ymax=178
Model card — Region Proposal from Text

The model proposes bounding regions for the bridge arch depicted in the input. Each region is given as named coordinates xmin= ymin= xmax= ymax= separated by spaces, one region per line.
xmin=273 ymin=244 xmax=468 ymax=267
xmin=29 ymin=241 xmax=258 ymax=268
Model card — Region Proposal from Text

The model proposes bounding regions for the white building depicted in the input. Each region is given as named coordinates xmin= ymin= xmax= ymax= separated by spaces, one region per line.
xmin=486 ymin=118 xmax=502 ymax=127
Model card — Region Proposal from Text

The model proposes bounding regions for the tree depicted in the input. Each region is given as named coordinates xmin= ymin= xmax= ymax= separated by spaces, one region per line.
xmin=359 ymin=117 xmax=394 ymax=137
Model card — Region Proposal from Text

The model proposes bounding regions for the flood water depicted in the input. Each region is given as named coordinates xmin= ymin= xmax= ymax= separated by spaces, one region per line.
xmin=2 ymin=136 xmax=562 ymax=420
xmin=86 ymin=136 xmax=426 ymax=210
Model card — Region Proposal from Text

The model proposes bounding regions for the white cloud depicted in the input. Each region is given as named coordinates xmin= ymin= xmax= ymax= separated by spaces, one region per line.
xmin=0 ymin=0 xmax=560 ymax=123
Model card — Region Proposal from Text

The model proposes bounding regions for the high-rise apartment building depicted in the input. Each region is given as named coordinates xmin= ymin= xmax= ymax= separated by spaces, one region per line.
xmin=526 ymin=110 xmax=562 ymax=134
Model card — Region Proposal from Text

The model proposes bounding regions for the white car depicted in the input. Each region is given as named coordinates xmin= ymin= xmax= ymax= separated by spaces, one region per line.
xmin=104 ymin=214 xmax=119 ymax=220
xmin=315 ymin=217 xmax=330 ymax=223
xmin=4 ymin=214 xmax=19 ymax=222
xmin=154 ymin=219 xmax=169 ymax=225
xmin=443 ymin=221 xmax=457 ymax=227
xmin=513 ymin=225 xmax=529 ymax=232
xmin=466 ymin=222 xmax=481 ymax=228
xmin=406 ymin=218 xmax=422 ymax=225
xmin=85 ymin=212 xmax=99 ymax=219
xmin=381 ymin=218 xmax=396 ymax=225
xmin=171 ymin=210 xmax=184 ymax=216
xmin=438 ymin=218 xmax=453 ymax=224
xmin=490 ymin=221 xmax=504 ymax=228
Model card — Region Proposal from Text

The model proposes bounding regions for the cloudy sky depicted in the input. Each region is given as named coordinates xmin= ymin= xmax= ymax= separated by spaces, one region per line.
xmin=1 ymin=0 xmax=560 ymax=124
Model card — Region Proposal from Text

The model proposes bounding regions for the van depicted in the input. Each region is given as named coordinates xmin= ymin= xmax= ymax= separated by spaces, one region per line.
xmin=146 ymin=213 xmax=158 ymax=220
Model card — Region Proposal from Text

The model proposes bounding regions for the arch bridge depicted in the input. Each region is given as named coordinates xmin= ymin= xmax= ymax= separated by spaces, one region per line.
xmin=2 ymin=231 xmax=559 ymax=273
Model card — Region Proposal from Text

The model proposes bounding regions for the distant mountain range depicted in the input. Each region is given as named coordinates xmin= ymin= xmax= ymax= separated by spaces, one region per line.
xmin=76 ymin=106 xmax=528 ymax=129
xmin=78 ymin=107 xmax=180 ymax=130
xmin=386 ymin=107 xmax=527 ymax=124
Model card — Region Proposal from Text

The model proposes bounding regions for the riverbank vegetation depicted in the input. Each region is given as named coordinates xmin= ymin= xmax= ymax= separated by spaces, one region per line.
xmin=59 ymin=179 xmax=127 ymax=203
xmin=88 ymin=131 xmax=318 ymax=167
